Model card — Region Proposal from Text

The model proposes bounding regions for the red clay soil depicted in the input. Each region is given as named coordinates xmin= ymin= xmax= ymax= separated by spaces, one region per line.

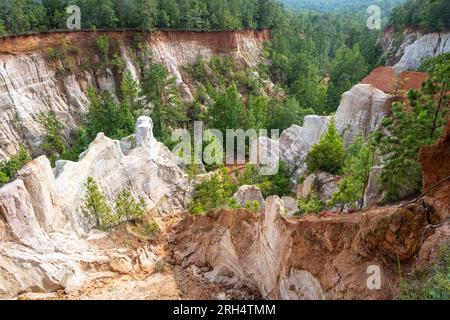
xmin=360 ymin=66 xmax=428 ymax=96
xmin=418 ymin=120 xmax=450 ymax=220
xmin=419 ymin=120 xmax=450 ymax=190
xmin=0 ymin=29 xmax=271 ymax=54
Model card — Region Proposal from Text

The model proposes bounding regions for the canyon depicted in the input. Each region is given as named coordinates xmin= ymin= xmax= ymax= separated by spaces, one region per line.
xmin=0 ymin=30 xmax=270 ymax=161
xmin=0 ymin=28 xmax=449 ymax=300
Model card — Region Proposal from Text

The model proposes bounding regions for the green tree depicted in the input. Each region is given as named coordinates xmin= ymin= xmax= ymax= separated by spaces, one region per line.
xmin=84 ymin=177 xmax=113 ymax=229
xmin=39 ymin=112 xmax=67 ymax=165
xmin=114 ymin=189 xmax=147 ymax=222
xmin=0 ymin=146 xmax=30 ymax=185
xmin=189 ymin=168 xmax=239 ymax=215
xmin=75 ymin=0 xmax=117 ymax=28
xmin=207 ymin=82 xmax=247 ymax=133
xmin=136 ymin=0 xmax=158 ymax=31
xmin=306 ymin=119 xmax=345 ymax=175
xmin=330 ymin=136 xmax=374 ymax=211
xmin=327 ymin=44 xmax=368 ymax=111
xmin=141 ymin=62 xmax=186 ymax=142
xmin=375 ymin=54 xmax=449 ymax=201
xmin=298 ymin=194 xmax=324 ymax=214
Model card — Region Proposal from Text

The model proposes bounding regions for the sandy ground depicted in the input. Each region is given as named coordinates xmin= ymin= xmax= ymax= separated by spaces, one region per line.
xmin=18 ymin=213 xmax=259 ymax=301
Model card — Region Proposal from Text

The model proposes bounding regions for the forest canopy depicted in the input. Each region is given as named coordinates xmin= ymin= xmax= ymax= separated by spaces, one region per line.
xmin=389 ymin=0 xmax=450 ymax=31
xmin=0 ymin=0 xmax=286 ymax=34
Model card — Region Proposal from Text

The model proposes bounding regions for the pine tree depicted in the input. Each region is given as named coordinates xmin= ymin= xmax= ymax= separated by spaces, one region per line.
xmin=327 ymin=44 xmax=368 ymax=111
xmin=114 ymin=189 xmax=147 ymax=222
xmin=207 ymin=82 xmax=246 ymax=133
xmin=374 ymin=52 xmax=449 ymax=201
xmin=141 ymin=62 xmax=186 ymax=142
xmin=330 ymin=136 xmax=374 ymax=211
xmin=84 ymin=177 xmax=114 ymax=229
xmin=306 ymin=119 xmax=345 ymax=175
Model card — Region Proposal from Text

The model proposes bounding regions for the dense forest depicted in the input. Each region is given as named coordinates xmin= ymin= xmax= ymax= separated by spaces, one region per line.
xmin=0 ymin=0 xmax=285 ymax=34
xmin=280 ymin=0 xmax=405 ymax=13
xmin=389 ymin=0 xmax=450 ymax=31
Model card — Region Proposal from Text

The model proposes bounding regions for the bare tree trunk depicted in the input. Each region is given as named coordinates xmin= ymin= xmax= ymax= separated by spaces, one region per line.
xmin=430 ymin=83 xmax=447 ymax=138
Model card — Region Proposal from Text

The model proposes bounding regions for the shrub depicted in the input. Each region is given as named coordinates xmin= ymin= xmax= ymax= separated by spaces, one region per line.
xmin=144 ymin=221 xmax=160 ymax=237
xmin=48 ymin=47 xmax=64 ymax=60
xmin=298 ymin=194 xmax=324 ymax=214
xmin=96 ymin=35 xmax=110 ymax=60
xmin=400 ymin=245 xmax=450 ymax=300
xmin=0 ymin=146 xmax=30 ymax=186
xmin=154 ymin=260 xmax=169 ymax=273
xmin=114 ymin=189 xmax=147 ymax=222
xmin=330 ymin=136 xmax=374 ymax=211
xmin=189 ymin=168 xmax=238 ymax=215
xmin=245 ymin=200 xmax=261 ymax=213
xmin=84 ymin=177 xmax=114 ymax=229
xmin=306 ymin=119 xmax=345 ymax=175
xmin=39 ymin=112 xmax=67 ymax=165
xmin=237 ymin=163 xmax=293 ymax=198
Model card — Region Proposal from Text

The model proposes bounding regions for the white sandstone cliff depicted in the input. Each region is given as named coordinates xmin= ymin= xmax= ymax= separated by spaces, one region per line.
xmin=0 ymin=30 xmax=269 ymax=161
xmin=0 ymin=116 xmax=190 ymax=298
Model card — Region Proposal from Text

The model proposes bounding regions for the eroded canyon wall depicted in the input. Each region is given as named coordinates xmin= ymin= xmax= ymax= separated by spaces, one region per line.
xmin=0 ymin=30 xmax=270 ymax=160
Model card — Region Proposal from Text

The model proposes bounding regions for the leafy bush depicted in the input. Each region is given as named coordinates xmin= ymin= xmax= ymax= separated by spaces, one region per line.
xmin=298 ymin=194 xmax=324 ymax=214
xmin=245 ymin=200 xmax=261 ymax=213
xmin=39 ymin=112 xmax=67 ymax=165
xmin=114 ymin=190 xmax=147 ymax=222
xmin=84 ymin=178 xmax=148 ymax=230
xmin=189 ymin=168 xmax=239 ymax=215
xmin=47 ymin=47 xmax=64 ymax=60
xmin=84 ymin=177 xmax=114 ymax=230
xmin=306 ymin=119 xmax=345 ymax=175
xmin=330 ymin=136 xmax=374 ymax=211
xmin=237 ymin=163 xmax=293 ymax=198
xmin=96 ymin=35 xmax=110 ymax=60
xmin=154 ymin=260 xmax=169 ymax=273
xmin=0 ymin=146 xmax=30 ymax=186
xmin=400 ymin=245 xmax=450 ymax=300
xmin=144 ymin=221 xmax=160 ymax=237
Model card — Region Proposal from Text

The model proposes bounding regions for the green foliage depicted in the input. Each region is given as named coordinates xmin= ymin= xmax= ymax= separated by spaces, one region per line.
xmin=327 ymin=44 xmax=368 ymax=110
xmin=141 ymin=62 xmax=186 ymax=143
xmin=298 ymin=194 xmax=324 ymax=214
xmin=306 ymin=119 xmax=345 ymax=175
xmin=47 ymin=47 xmax=64 ymax=60
xmin=84 ymin=177 xmax=114 ymax=229
xmin=0 ymin=146 xmax=30 ymax=186
xmin=245 ymin=200 xmax=260 ymax=213
xmin=0 ymin=0 xmax=285 ymax=34
xmin=189 ymin=168 xmax=239 ymax=215
xmin=96 ymin=35 xmax=110 ymax=61
xmin=84 ymin=177 xmax=147 ymax=230
xmin=154 ymin=260 xmax=169 ymax=273
xmin=207 ymin=82 xmax=246 ymax=133
xmin=330 ymin=136 xmax=374 ymax=211
xmin=86 ymin=73 xmax=143 ymax=141
xmin=114 ymin=189 xmax=147 ymax=222
xmin=39 ymin=112 xmax=67 ymax=165
xmin=144 ymin=221 xmax=160 ymax=237
xmin=237 ymin=163 xmax=293 ymax=198
xmin=281 ymin=0 xmax=405 ymax=13
xmin=400 ymin=245 xmax=450 ymax=300
xmin=390 ymin=0 xmax=450 ymax=31
xmin=374 ymin=57 xmax=449 ymax=201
